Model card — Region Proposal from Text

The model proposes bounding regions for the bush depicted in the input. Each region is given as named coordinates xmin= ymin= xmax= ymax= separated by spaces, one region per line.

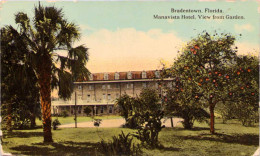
xmin=99 ymin=131 xmax=141 ymax=156
xmin=83 ymin=106 xmax=92 ymax=116
xmin=94 ymin=119 xmax=102 ymax=127
xmin=133 ymin=110 xmax=165 ymax=148
xmin=52 ymin=118 xmax=61 ymax=130
xmin=116 ymin=89 xmax=165 ymax=148
xmin=60 ymin=110 xmax=69 ymax=118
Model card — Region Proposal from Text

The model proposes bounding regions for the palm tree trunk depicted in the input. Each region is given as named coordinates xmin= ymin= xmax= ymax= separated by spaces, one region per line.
xmin=38 ymin=56 xmax=53 ymax=143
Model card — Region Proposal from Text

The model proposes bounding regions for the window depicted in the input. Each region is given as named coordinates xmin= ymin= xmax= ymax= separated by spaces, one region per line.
xmin=127 ymin=83 xmax=133 ymax=89
xmin=127 ymin=72 xmax=132 ymax=79
xmin=104 ymin=73 xmax=109 ymax=80
xmin=102 ymin=84 xmax=106 ymax=89
xmin=108 ymin=94 xmax=111 ymax=100
xmin=142 ymin=82 xmax=147 ymax=88
xmin=107 ymin=84 xmax=111 ymax=89
xmin=155 ymin=71 xmax=160 ymax=78
xmin=87 ymin=94 xmax=91 ymax=101
xmin=78 ymin=95 xmax=82 ymax=100
xmin=78 ymin=106 xmax=81 ymax=114
xmin=115 ymin=83 xmax=120 ymax=89
xmin=78 ymin=85 xmax=82 ymax=90
xmin=167 ymin=82 xmax=172 ymax=88
xmin=89 ymin=74 xmax=93 ymax=80
xmin=155 ymin=83 xmax=159 ymax=89
xmin=142 ymin=71 xmax=147 ymax=79
xmin=109 ymin=106 xmax=113 ymax=113
xmin=89 ymin=84 xmax=93 ymax=90
xmin=115 ymin=72 xmax=120 ymax=80
xmin=100 ymin=106 xmax=104 ymax=114
xmin=103 ymin=93 xmax=106 ymax=100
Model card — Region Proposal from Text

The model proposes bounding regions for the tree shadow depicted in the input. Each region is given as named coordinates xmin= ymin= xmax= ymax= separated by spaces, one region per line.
xmin=3 ymin=132 xmax=43 ymax=138
xmin=157 ymin=145 xmax=181 ymax=152
xmin=10 ymin=141 xmax=100 ymax=156
xmin=172 ymin=127 xmax=218 ymax=131
xmin=177 ymin=133 xmax=259 ymax=146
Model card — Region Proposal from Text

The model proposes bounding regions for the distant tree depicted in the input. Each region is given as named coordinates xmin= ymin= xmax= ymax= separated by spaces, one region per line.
xmin=1 ymin=4 xmax=89 ymax=142
xmin=227 ymin=55 xmax=259 ymax=126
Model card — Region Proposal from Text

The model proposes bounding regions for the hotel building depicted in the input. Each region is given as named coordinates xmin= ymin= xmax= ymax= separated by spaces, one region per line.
xmin=51 ymin=70 xmax=172 ymax=116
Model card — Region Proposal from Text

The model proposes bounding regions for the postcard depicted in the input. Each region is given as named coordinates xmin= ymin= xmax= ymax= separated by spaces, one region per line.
xmin=0 ymin=0 xmax=259 ymax=156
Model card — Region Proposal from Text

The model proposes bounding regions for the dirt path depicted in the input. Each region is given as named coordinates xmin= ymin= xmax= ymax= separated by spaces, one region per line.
xmin=59 ymin=118 xmax=183 ymax=128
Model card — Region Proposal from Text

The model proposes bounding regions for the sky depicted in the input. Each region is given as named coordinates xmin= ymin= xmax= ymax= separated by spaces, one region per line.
xmin=1 ymin=0 xmax=259 ymax=73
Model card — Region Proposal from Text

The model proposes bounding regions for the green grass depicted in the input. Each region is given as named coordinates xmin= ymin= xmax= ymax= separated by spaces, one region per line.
xmin=36 ymin=115 xmax=123 ymax=125
xmin=2 ymin=119 xmax=258 ymax=156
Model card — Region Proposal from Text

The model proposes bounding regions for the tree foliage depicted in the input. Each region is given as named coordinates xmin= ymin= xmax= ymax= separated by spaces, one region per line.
xmin=1 ymin=3 xmax=89 ymax=142
xmin=166 ymin=32 xmax=238 ymax=134
xmin=1 ymin=24 xmax=41 ymax=130
xmin=225 ymin=55 xmax=259 ymax=126
xmin=165 ymin=31 xmax=259 ymax=132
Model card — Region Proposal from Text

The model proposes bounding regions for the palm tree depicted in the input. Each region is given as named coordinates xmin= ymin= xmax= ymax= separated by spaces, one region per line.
xmin=1 ymin=4 xmax=89 ymax=142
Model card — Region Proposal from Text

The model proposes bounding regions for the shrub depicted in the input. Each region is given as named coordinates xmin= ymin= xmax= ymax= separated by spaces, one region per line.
xmin=61 ymin=110 xmax=69 ymax=118
xmin=133 ymin=110 xmax=165 ymax=148
xmin=94 ymin=119 xmax=102 ymax=127
xmin=116 ymin=89 xmax=165 ymax=148
xmin=99 ymin=131 xmax=141 ymax=156
xmin=83 ymin=106 xmax=92 ymax=116
xmin=52 ymin=118 xmax=61 ymax=130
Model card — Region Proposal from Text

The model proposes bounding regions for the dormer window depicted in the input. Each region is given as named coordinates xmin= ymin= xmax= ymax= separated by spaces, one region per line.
xmin=127 ymin=72 xmax=132 ymax=79
xmin=142 ymin=71 xmax=147 ymax=79
xmin=155 ymin=71 xmax=160 ymax=78
xmin=115 ymin=72 xmax=119 ymax=80
xmin=89 ymin=74 xmax=93 ymax=81
xmin=104 ymin=73 xmax=109 ymax=80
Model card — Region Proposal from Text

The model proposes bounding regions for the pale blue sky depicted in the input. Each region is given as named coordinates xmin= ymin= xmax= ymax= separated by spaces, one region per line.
xmin=1 ymin=1 xmax=259 ymax=72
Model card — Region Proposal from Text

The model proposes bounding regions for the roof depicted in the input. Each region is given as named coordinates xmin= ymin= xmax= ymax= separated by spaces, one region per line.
xmin=77 ymin=70 xmax=161 ymax=82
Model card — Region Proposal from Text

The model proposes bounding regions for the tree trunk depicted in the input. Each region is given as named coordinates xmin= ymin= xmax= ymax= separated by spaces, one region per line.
xmin=30 ymin=114 xmax=36 ymax=128
xmin=209 ymin=105 xmax=215 ymax=134
xmin=6 ymin=102 xmax=12 ymax=131
xmin=38 ymin=55 xmax=53 ymax=143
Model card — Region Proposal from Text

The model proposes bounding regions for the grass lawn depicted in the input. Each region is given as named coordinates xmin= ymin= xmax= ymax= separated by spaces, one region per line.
xmin=2 ymin=119 xmax=258 ymax=156
xmin=36 ymin=115 xmax=123 ymax=125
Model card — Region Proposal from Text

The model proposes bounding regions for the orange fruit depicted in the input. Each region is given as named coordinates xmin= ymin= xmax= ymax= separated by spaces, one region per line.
xmin=194 ymin=45 xmax=200 ymax=49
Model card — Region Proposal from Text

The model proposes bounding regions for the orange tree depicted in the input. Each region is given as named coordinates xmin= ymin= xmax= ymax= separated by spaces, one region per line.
xmin=166 ymin=32 xmax=238 ymax=134
xmin=227 ymin=55 xmax=259 ymax=126
xmin=1 ymin=4 xmax=89 ymax=142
